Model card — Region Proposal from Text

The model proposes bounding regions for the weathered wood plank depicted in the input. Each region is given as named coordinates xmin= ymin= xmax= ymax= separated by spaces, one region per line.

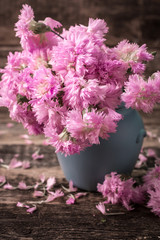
xmin=0 ymin=201 xmax=160 ymax=240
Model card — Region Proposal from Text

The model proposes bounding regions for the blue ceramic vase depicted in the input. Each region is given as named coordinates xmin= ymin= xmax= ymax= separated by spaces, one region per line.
xmin=57 ymin=104 xmax=146 ymax=191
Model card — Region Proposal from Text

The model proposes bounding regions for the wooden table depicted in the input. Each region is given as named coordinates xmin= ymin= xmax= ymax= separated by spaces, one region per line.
xmin=0 ymin=107 xmax=160 ymax=240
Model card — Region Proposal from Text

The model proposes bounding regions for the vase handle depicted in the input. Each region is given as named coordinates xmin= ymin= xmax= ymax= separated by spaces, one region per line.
xmin=136 ymin=129 xmax=146 ymax=144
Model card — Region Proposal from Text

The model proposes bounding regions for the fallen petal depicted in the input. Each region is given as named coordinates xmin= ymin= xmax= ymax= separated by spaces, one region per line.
xmin=147 ymin=131 xmax=157 ymax=138
xmin=66 ymin=195 xmax=75 ymax=205
xmin=46 ymin=177 xmax=56 ymax=191
xmin=18 ymin=181 xmax=27 ymax=190
xmin=6 ymin=123 xmax=14 ymax=128
xmin=147 ymin=149 xmax=157 ymax=158
xmin=20 ymin=134 xmax=30 ymax=139
xmin=33 ymin=190 xmax=44 ymax=197
xmin=75 ymin=192 xmax=87 ymax=199
xmin=39 ymin=173 xmax=46 ymax=183
xmin=17 ymin=202 xmax=24 ymax=207
xmin=3 ymin=183 xmax=14 ymax=190
xmin=9 ymin=158 xmax=22 ymax=169
xmin=69 ymin=180 xmax=78 ymax=192
xmin=45 ymin=194 xmax=55 ymax=203
xmin=26 ymin=206 xmax=37 ymax=214
xmin=96 ymin=202 xmax=106 ymax=215
xmin=22 ymin=161 xmax=30 ymax=169
xmin=135 ymin=153 xmax=147 ymax=168
xmin=0 ymin=175 xmax=6 ymax=183
xmin=32 ymin=150 xmax=44 ymax=160
xmin=25 ymin=139 xmax=33 ymax=145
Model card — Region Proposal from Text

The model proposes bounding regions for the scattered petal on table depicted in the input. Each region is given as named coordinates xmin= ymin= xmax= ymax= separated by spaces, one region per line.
xmin=25 ymin=139 xmax=33 ymax=145
xmin=18 ymin=181 xmax=28 ymax=190
xmin=66 ymin=195 xmax=75 ymax=205
xmin=96 ymin=202 xmax=107 ymax=215
xmin=135 ymin=153 xmax=147 ymax=168
xmin=147 ymin=149 xmax=157 ymax=158
xmin=26 ymin=206 xmax=37 ymax=214
xmin=3 ymin=183 xmax=15 ymax=190
xmin=33 ymin=190 xmax=44 ymax=197
xmin=17 ymin=202 xmax=24 ymax=207
xmin=43 ymin=139 xmax=49 ymax=145
xmin=32 ymin=150 xmax=44 ymax=160
xmin=39 ymin=173 xmax=46 ymax=183
xmin=20 ymin=134 xmax=30 ymax=139
xmin=6 ymin=123 xmax=14 ymax=128
xmin=69 ymin=180 xmax=78 ymax=192
xmin=147 ymin=131 xmax=157 ymax=138
xmin=46 ymin=189 xmax=64 ymax=202
xmin=22 ymin=161 xmax=31 ymax=169
xmin=75 ymin=192 xmax=87 ymax=199
xmin=46 ymin=177 xmax=56 ymax=191
xmin=0 ymin=175 xmax=6 ymax=183
xmin=9 ymin=158 xmax=22 ymax=169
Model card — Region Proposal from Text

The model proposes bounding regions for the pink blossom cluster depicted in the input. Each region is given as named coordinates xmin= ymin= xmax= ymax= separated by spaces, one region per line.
xmin=97 ymin=172 xmax=145 ymax=211
xmin=0 ymin=5 xmax=160 ymax=155
xmin=143 ymin=164 xmax=160 ymax=217
xmin=97 ymin=161 xmax=160 ymax=217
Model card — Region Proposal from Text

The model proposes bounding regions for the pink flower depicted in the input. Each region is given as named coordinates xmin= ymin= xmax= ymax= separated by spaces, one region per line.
xmin=1 ymin=5 xmax=160 ymax=157
xmin=87 ymin=18 xmax=108 ymax=37
xmin=147 ymin=181 xmax=160 ymax=217
xmin=114 ymin=40 xmax=153 ymax=74
xmin=15 ymin=5 xmax=62 ymax=52
xmin=97 ymin=172 xmax=144 ymax=210
xmin=143 ymin=165 xmax=160 ymax=189
xmin=31 ymin=67 xmax=60 ymax=100
xmin=122 ymin=74 xmax=160 ymax=113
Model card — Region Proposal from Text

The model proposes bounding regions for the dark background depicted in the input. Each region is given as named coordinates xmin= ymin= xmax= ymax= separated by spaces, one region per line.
xmin=0 ymin=0 xmax=160 ymax=75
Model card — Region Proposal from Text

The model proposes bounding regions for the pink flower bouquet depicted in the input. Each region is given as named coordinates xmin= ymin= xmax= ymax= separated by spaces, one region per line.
xmin=0 ymin=5 xmax=160 ymax=155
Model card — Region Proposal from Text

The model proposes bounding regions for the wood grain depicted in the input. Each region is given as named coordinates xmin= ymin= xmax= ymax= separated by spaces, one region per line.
xmin=0 ymin=1 xmax=160 ymax=239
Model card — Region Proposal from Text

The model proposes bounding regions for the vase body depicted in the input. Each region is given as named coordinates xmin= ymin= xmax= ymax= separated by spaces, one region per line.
xmin=57 ymin=106 xmax=146 ymax=191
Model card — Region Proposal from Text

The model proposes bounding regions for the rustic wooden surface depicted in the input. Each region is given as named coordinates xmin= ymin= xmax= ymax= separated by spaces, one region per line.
xmin=0 ymin=1 xmax=160 ymax=239
xmin=0 ymin=106 xmax=160 ymax=240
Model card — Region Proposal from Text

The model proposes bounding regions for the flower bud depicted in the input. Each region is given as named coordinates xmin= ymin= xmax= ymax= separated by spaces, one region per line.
xmin=29 ymin=20 xmax=51 ymax=34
